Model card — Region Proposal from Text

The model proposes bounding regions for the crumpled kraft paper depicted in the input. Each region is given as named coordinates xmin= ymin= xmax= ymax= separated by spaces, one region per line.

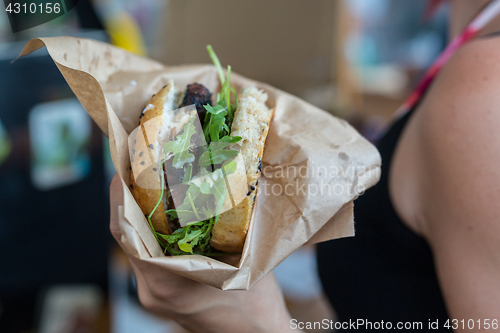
xmin=20 ymin=37 xmax=381 ymax=290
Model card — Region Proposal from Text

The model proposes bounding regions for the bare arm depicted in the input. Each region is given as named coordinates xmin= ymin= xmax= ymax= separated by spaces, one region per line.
xmin=110 ymin=175 xmax=298 ymax=333
xmin=410 ymin=39 xmax=500 ymax=329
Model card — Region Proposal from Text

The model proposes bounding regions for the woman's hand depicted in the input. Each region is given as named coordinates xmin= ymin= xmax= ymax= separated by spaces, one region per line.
xmin=109 ymin=174 xmax=297 ymax=333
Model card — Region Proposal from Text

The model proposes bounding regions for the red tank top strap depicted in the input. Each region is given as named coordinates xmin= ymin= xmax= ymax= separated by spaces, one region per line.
xmin=394 ymin=0 xmax=500 ymax=119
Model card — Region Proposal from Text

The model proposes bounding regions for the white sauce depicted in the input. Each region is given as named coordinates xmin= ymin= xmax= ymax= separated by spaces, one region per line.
xmin=142 ymin=103 xmax=154 ymax=114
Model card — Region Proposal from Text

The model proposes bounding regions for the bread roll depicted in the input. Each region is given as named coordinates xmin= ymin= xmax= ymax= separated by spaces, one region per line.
xmin=130 ymin=83 xmax=273 ymax=254
xmin=130 ymin=81 xmax=177 ymax=235
xmin=210 ymin=87 xmax=274 ymax=252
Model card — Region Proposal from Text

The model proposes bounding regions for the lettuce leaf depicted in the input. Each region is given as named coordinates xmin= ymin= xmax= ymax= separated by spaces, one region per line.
xmin=162 ymin=118 xmax=197 ymax=169
xmin=159 ymin=218 xmax=217 ymax=255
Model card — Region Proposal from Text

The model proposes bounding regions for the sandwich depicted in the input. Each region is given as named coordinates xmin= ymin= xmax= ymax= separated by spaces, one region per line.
xmin=129 ymin=46 xmax=274 ymax=255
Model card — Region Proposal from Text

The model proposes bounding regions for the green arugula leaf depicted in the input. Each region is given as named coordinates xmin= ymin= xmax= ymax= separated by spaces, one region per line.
xmin=163 ymin=118 xmax=196 ymax=169
xmin=220 ymin=135 xmax=242 ymax=143
xmin=200 ymin=181 xmax=211 ymax=194
xmin=224 ymin=67 xmax=232 ymax=111
xmin=175 ymin=184 xmax=202 ymax=222
xmin=205 ymin=104 xmax=227 ymax=116
xmin=209 ymin=141 xmax=232 ymax=150
xmin=146 ymin=46 xmax=244 ymax=256
xmin=161 ymin=218 xmax=216 ymax=255
xmin=203 ymin=105 xmax=229 ymax=144
xmin=199 ymin=147 xmax=238 ymax=166
xmin=230 ymin=87 xmax=238 ymax=111
xmin=207 ymin=45 xmax=225 ymax=85
xmin=211 ymin=177 xmax=227 ymax=215
xmin=178 ymin=242 xmax=193 ymax=253
xmin=165 ymin=209 xmax=177 ymax=219
xmin=198 ymin=140 xmax=241 ymax=167
xmin=165 ymin=209 xmax=194 ymax=220
xmin=178 ymin=227 xmax=204 ymax=254
xmin=210 ymin=114 xmax=225 ymax=142
xmin=183 ymin=164 xmax=193 ymax=183
xmin=223 ymin=160 xmax=238 ymax=175
xmin=203 ymin=46 xmax=239 ymax=144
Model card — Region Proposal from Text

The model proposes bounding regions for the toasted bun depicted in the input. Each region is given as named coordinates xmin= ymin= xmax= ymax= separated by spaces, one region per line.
xmin=131 ymin=83 xmax=273 ymax=254
xmin=130 ymin=81 xmax=177 ymax=235
xmin=210 ymin=87 xmax=274 ymax=252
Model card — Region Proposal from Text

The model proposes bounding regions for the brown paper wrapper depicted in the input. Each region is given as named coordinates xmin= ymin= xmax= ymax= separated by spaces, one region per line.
xmin=20 ymin=37 xmax=381 ymax=290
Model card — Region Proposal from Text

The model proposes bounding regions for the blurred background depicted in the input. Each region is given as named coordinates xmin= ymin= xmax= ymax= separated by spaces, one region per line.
xmin=0 ymin=0 xmax=448 ymax=332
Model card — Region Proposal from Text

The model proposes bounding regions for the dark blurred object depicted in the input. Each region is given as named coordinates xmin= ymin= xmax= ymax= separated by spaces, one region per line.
xmin=181 ymin=83 xmax=213 ymax=125
xmin=0 ymin=31 xmax=110 ymax=333
xmin=6 ymin=0 xmax=106 ymax=42
xmin=75 ymin=0 xmax=104 ymax=30
xmin=36 ymin=285 xmax=107 ymax=333
xmin=5 ymin=0 xmax=78 ymax=33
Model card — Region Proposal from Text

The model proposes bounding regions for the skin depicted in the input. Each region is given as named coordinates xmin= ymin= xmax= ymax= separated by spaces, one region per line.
xmin=391 ymin=0 xmax=500 ymax=330
xmin=108 ymin=0 xmax=500 ymax=331
xmin=110 ymin=176 xmax=297 ymax=333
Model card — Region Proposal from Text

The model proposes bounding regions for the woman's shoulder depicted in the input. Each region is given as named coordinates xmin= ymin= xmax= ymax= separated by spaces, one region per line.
xmin=410 ymin=35 xmax=500 ymax=238
xmin=402 ymin=36 xmax=500 ymax=321
xmin=429 ymin=34 xmax=500 ymax=112
xmin=416 ymin=35 xmax=500 ymax=159
xmin=390 ymin=35 xmax=500 ymax=237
